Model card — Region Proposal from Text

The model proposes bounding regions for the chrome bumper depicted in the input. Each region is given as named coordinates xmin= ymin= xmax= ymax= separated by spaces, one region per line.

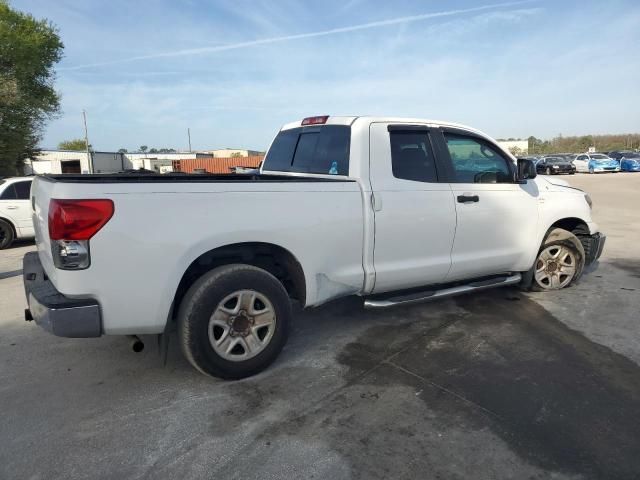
xmin=23 ymin=251 xmax=102 ymax=338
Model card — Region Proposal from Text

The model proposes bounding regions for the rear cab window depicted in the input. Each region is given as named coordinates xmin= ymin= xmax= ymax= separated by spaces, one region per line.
xmin=262 ymin=125 xmax=350 ymax=176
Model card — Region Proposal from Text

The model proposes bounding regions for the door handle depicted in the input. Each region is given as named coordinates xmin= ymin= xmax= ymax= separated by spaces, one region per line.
xmin=457 ymin=194 xmax=479 ymax=203
xmin=6 ymin=205 xmax=18 ymax=209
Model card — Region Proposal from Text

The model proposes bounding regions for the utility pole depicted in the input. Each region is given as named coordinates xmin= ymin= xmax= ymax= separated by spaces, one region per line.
xmin=188 ymin=128 xmax=192 ymax=152
xmin=82 ymin=110 xmax=93 ymax=173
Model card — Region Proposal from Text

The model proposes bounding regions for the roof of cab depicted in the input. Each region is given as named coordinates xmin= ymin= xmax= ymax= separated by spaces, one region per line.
xmin=280 ymin=116 xmax=488 ymax=138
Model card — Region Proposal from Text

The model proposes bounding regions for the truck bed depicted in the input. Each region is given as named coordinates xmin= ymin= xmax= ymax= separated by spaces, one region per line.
xmin=41 ymin=173 xmax=355 ymax=183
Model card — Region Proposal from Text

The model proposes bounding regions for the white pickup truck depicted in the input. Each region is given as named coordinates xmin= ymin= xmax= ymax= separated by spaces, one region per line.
xmin=24 ymin=116 xmax=605 ymax=379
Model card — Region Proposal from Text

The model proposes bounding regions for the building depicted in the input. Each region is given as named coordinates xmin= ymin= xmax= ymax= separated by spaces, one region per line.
xmin=25 ymin=150 xmax=126 ymax=174
xmin=172 ymin=155 xmax=264 ymax=174
xmin=497 ymin=140 xmax=529 ymax=155
xmin=24 ymin=150 xmax=215 ymax=174
xmin=204 ymin=149 xmax=264 ymax=158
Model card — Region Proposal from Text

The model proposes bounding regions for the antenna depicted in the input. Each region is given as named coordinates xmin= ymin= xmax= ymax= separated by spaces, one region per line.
xmin=82 ymin=110 xmax=93 ymax=173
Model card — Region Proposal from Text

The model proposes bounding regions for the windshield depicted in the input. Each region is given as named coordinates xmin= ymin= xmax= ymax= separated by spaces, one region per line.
xmin=590 ymin=154 xmax=610 ymax=160
xmin=623 ymin=153 xmax=640 ymax=159
xmin=546 ymin=158 xmax=565 ymax=164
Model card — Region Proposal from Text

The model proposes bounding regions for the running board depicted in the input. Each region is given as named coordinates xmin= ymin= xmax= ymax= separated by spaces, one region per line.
xmin=363 ymin=273 xmax=522 ymax=309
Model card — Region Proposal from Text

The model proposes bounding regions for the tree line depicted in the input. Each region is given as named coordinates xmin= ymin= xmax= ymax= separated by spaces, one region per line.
xmin=526 ymin=134 xmax=640 ymax=155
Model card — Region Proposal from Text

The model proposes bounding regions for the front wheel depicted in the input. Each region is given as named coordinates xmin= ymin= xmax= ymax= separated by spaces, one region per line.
xmin=546 ymin=167 xmax=552 ymax=175
xmin=532 ymin=228 xmax=585 ymax=291
xmin=589 ymin=167 xmax=594 ymax=174
xmin=0 ymin=219 xmax=15 ymax=250
xmin=178 ymin=264 xmax=292 ymax=379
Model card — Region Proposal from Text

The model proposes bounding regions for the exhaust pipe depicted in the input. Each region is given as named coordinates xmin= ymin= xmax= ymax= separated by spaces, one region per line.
xmin=128 ymin=335 xmax=144 ymax=353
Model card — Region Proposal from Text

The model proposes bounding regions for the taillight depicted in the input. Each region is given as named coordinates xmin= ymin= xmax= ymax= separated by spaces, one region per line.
xmin=48 ymin=199 xmax=114 ymax=270
xmin=301 ymin=115 xmax=329 ymax=126
xmin=49 ymin=199 xmax=114 ymax=240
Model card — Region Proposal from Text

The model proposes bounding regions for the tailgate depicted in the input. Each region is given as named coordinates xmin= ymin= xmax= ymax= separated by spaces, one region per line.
xmin=31 ymin=176 xmax=57 ymax=282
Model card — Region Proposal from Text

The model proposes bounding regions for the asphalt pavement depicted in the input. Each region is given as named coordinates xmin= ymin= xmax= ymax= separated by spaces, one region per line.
xmin=1 ymin=173 xmax=639 ymax=480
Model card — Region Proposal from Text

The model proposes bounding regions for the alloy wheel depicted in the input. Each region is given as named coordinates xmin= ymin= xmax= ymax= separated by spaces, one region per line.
xmin=208 ymin=289 xmax=277 ymax=361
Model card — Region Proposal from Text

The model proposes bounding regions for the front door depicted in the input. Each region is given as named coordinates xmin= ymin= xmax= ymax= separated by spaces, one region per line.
xmin=435 ymin=130 xmax=540 ymax=281
xmin=369 ymin=123 xmax=457 ymax=293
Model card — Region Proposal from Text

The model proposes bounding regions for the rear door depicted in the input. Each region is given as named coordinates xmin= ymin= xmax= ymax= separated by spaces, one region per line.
xmin=369 ymin=123 xmax=457 ymax=293
xmin=434 ymin=129 xmax=539 ymax=281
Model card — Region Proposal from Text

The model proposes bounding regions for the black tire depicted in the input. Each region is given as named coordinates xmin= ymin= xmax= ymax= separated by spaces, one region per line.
xmin=178 ymin=264 xmax=292 ymax=379
xmin=546 ymin=167 xmax=552 ymax=175
xmin=523 ymin=228 xmax=585 ymax=292
xmin=0 ymin=219 xmax=15 ymax=250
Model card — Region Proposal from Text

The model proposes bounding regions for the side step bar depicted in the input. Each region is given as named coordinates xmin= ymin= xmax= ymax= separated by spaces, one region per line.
xmin=364 ymin=273 xmax=522 ymax=309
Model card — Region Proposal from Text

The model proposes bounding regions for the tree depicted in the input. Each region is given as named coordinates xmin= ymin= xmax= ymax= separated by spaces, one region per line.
xmin=58 ymin=138 xmax=87 ymax=151
xmin=117 ymin=148 xmax=128 ymax=153
xmin=230 ymin=152 xmax=244 ymax=158
xmin=0 ymin=1 xmax=63 ymax=175
xmin=149 ymin=147 xmax=158 ymax=153
xmin=509 ymin=146 xmax=522 ymax=157
xmin=139 ymin=145 xmax=148 ymax=153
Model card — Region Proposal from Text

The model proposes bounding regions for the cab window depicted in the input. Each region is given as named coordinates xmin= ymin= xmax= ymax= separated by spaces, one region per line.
xmin=389 ymin=131 xmax=438 ymax=182
xmin=443 ymin=133 xmax=513 ymax=183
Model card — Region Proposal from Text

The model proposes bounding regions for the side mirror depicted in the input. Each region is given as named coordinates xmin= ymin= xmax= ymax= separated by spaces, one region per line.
xmin=517 ymin=158 xmax=537 ymax=182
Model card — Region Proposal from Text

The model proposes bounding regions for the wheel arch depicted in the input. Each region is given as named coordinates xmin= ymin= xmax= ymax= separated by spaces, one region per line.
xmin=548 ymin=217 xmax=590 ymax=236
xmin=171 ymin=242 xmax=306 ymax=320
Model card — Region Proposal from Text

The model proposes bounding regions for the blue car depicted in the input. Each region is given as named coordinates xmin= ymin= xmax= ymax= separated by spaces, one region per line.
xmin=620 ymin=152 xmax=640 ymax=172
xmin=573 ymin=153 xmax=620 ymax=173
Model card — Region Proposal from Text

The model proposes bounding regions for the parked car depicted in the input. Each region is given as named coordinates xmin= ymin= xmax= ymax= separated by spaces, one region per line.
xmin=573 ymin=153 xmax=620 ymax=173
xmin=619 ymin=152 xmax=640 ymax=172
xmin=23 ymin=115 xmax=605 ymax=379
xmin=0 ymin=177 xmax=34 ymax=249
xmin=536 ymin=156 xmax=576 ymax=175
xmin=608 ymin=150 xmax=636 ymax=164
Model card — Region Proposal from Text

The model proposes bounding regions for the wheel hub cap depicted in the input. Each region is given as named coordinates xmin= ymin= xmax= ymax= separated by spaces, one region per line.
xmin=229 ymin=310 xmax=253 ymax=337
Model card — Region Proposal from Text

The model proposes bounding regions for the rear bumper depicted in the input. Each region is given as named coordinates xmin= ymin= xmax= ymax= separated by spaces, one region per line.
xmin=583 ymin=232 xmax=606 ymax=265
xmin=23 ymin=251 xmax=102 ymax=338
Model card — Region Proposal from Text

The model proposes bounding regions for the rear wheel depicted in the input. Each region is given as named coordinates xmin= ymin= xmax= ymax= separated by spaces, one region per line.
xmin=0 ymin=220 xmax=15 ymax=250
xmin=178 ymin=264 xmax=292 ymax=379
xmin=589 ymin=166 xmax=595 ymax=174
xmin=532 ymin=228 xmax=585 ymax=291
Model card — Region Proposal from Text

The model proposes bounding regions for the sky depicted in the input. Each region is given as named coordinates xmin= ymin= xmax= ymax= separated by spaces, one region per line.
xmin=10 ymin=0 xmax=640 ymax=152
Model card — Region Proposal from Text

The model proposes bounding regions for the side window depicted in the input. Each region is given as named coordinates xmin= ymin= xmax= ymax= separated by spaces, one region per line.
xmin=389 ymin=131 xmax=438 ymax=182
xmin=577 ymin=155 xmax=587 ymax=161
xmin=444 ymin=133 xmax=513 ymax=183
xmin=0 ymin=184 xmax=17 ymax=200
xmin=13 ymin=181 xmax=32 ymax=200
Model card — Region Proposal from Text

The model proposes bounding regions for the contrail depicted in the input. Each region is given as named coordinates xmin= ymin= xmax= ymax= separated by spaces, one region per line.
xmin=61 ymin=0 xmax=535 ymax=71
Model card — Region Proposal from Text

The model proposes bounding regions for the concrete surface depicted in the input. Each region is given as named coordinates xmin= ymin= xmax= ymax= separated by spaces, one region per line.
xmin=1 ymin=173 xmax=639 ymax=480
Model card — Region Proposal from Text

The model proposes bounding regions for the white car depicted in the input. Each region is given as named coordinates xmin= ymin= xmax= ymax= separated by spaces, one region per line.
xmin=573 ymin=153 xmax=620 ymax=173
xmin=0 ymin=177 xmax=34 ymax=249
xmin=24 ymin=116 xmax=606 ymax=379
